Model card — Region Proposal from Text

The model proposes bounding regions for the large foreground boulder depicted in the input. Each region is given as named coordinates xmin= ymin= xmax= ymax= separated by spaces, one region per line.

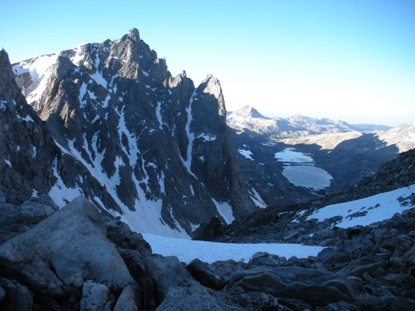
xmin=0 ymin=196 xmax=135 ymax=298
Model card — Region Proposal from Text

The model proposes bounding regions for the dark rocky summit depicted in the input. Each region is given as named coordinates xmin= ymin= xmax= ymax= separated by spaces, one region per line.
xmin=8 ymin=29 xmax=259 ymax=236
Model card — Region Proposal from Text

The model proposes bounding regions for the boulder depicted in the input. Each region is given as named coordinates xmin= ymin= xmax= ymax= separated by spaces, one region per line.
xmin=0 ymin=284 xmax=4 ymax=302
xmin=405 ymin=244 xmax=415 ymax=265
xmin=0 ymin=197 xmax=135 ymax=297
xmin=145 ymin=255 xmax=192 ymax=302
xmin=155 ymin=285 xmax=242 ymax=311
xmin=113 ymin=285 xmax=138 ymax=311
xmin=193 ymin=216 xmax=225 ymax=241
xmin=0 ymin=189 xmax=5 ymax=203
xmin=104 ymin=217 xmax=152 ymax=256
xmin=146 ymin=255 xmax=239 ymax=310
xmin=187 ymin=258 xmax=227 ymax=290
xmin=228 ymin=266 xmax=355 ymax=307
xmin=0 ymin=278 xmax=33 ymax=311
xmin=80 ymin=280 xmax=112 ymax=311
xmin=20 ymin=196 xmax=58 ymax=219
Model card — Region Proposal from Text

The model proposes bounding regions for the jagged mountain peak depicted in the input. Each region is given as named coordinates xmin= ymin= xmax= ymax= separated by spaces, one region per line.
xmin=11 ymin=29 xmax=258 ymax=237
xmin=197 ymin=74 xmax=226 ymax=118
xmin=232 ymin=105 xmax=269 ymax=119
xmin=201 ymin=75 xmax=222 ymax=97
xmin=227 ymin=106 xmax=278 ymax=135
xmin=0 ymin=49 xmax=21 ymax=100
xmin=126 ymin=27 xmax=140 ymax=42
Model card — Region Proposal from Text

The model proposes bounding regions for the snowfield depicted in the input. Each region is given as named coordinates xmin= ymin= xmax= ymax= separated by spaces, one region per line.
xmin=238 ymin=148 xmax=254 ymax=160
xmin=274 ymin=149 xmax=314 ymax=163
xmin=306 ymin=184 xmax=415 ymax=228
xmin=142 ymin=234 xmax=324 ymax=264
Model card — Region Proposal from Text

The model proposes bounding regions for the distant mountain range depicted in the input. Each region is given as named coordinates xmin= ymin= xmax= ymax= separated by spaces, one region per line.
xmin=228 ymin=106 xmax=415 ymax=206
xmin=227 ymin=105 xmax=392 ymax=136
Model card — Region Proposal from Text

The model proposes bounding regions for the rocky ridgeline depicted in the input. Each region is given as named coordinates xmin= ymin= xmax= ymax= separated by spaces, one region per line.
xmin=4 ymin=29 xmax=259 ymax=236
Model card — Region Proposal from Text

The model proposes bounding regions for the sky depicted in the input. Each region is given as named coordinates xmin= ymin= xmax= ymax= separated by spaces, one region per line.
xmin=1 ymin=0 xmax=414 ymax=126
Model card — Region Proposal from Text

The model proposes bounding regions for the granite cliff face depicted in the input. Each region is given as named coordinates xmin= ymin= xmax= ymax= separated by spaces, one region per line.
xmin=0 ymin=50 xmax=56 ymax=204
xmin=10 ymin=29 xmax=258 ymax=237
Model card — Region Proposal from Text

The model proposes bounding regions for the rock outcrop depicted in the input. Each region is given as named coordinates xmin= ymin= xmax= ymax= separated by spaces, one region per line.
xmin=0 ymin=50 xmax=56 ymax=204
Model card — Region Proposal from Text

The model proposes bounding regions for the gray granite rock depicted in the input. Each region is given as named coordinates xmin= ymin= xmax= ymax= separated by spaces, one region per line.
xmin=0 ymin=278 xmax=33 ymax=311
xmin=113 ymin=285 xmax=138 ymax=311
xmin=187 ymin=258 xmax=227 ymax=290
xmin=0 ymin=197 xmax=135 ymax=297
xmin=80 ymin=280 xmax=112 ymax=311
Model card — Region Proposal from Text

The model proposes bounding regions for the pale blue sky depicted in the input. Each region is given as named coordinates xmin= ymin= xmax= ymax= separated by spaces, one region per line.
xmin=1 ymin=0 xmax=414 ymax=125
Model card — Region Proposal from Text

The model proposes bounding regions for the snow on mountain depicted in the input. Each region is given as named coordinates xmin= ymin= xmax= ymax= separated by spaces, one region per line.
xmin=281 ymin=131 xmax=363 ymax=150
xmin=143 ymin=233 xmax=323 ymax=263
xmin=227 ymin=106 xmax=279 ymax=134
xmin=376 ymin=123 xmax=415 ymax=152
xmin=238 ymin=148 xmax=254 ymax=160
xmin=281 ymin=123 xmax=415 ymax=152
xmin=306 ymin=184 xmax=415 ymax=228
xmin=227 ymin=105 xmax=358 ymax=136
xmin=12 ymin=54 xmax=58 ymax=103
xmin=11 ymin=29 xmax=257 ymax=237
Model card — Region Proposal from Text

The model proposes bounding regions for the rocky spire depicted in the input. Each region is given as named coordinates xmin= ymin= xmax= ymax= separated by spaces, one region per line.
xmin=0 ymin=49 xmax=20 ymax=101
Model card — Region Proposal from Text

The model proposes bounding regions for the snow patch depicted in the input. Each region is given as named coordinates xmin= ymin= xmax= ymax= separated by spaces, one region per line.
xmin=48 ymin=158 xmax=83 ymax=207
xmin=182 ymin=91 xmax=198 ymax=179
xmin=213 ymin=199 xmax=235 ymax=224
xmin=143 ymin=234 xmax=324 ymax=264
xmin=274 ymin=149 xmax=314 ymax=163
xmin=16 ymin=113 xmax=34 ymax=122
xmin=155 ymin=101 xmax=163 ymax=129
xmin=307 ymin=184 xmax=415 ymax=228
xmin=90 ymin=53 xmax=108 ymax=88
xmin=102 ymin=94 xmax=111 ymax=108
xmin=78 ymin=83 xmax=87 ymax=108
xmin=250 ymin=188 xmax=267 ymax=209
xmin=14 ymin=54 xmax=58 ymax=103
xmin=198 ymin=133 xmax=216 ymax=141
xmin=238 ymin=149 xmax=254 ymax=160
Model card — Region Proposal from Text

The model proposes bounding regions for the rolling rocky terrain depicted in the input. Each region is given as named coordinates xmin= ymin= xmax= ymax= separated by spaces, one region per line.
xmin=228 ymin=105 xmax=415 ymax=206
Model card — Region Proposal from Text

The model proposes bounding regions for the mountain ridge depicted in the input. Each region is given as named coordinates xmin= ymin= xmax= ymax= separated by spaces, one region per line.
xmin=227 ymin=105 xmax=393 ymax=136
xmin=8 ymin=29 xmax=259 ymax=237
